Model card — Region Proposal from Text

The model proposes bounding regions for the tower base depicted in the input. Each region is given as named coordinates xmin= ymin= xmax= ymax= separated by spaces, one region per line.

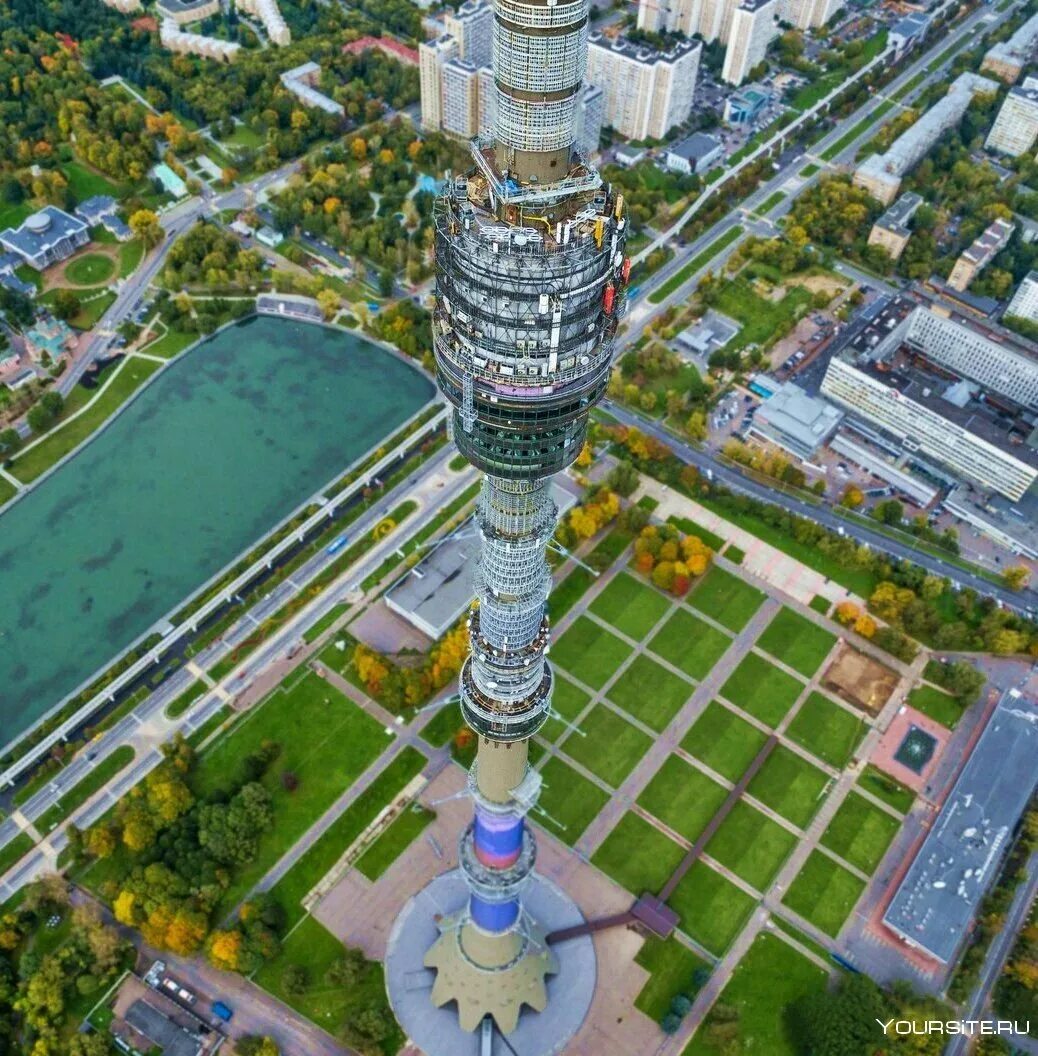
xmin=386 ymin=870 xmax=596 ymax=1056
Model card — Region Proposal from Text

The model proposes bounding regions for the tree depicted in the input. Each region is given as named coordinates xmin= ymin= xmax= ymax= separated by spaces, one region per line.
xmin=326 ymin=947 xmax=367 ymax=987
xmin=68 ymin=1034 xmax=110 ymax=1056
xmin=605 ymin=459 xmax=640 ymax=497
xmin=840 ymin=484 xmax=863 ymax=508
xmin=50 ymin=289 xmax=81 ymax=322
xmin=1002 ymin=565 xmax=1030 ymax=591
xmin=686 ymin=410 xmax=707 ymax=440
xmin=129 ymin=209 xmax=163 ymax=250
xmin=0 ymin=428 xmax=21 ymax=456
xmin=282 ymin=964 xmax=308 ymax=997
xmin=236 ymin=1037 xmax=280 ymax=1056
xmin=316 ymin=288 xmax=339 ymax=321
xmin=789 ymin=974 xmax=890 ymax=1056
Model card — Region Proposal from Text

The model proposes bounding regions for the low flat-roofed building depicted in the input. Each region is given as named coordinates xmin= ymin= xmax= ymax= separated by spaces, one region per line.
xmin=867 ymin=192 xmax=924 ymax=263
xmin=386 ymin=482 xmax=576 ymax=639
xmin=280 ymin=62 xmax=345 ymax=117
xmin=0 ymin=206 xmax=89 ymax=270
xmin=889 ymin=12 xmax=930 ymax=53
xmin=1006 ymin=270 xmax=1038 ymax=323
xmin=883 ymin=689 xmax=1038 ymax=964
xmin=151 ymin=162 xmax=189 ymax=198
xmin=612 ymin=145 xmax=647 ymax=167
xmin=947 ymin=218 xmax=1015 ymax=293
xmin=945 ymin=482 xmax=1038 ymax=559
xmin=123 ymin=1000 xmax=205 ymax=1056
xmin=156 ymin=0 xmax=219 ymax=23
xmin=25 ymin=316 xmax=75 ymax=361
xmin=829 ymin=431 xmax=939 ymax=506
xmin=676 ymin=309 xmax=740 ymax=358
xmin=724 ymin=85 xmax=768 ymax=126
xmin=747 ymin=380 xmax=843 ymax=460
xmin=663 ymin=133 xmax=723 ymax=175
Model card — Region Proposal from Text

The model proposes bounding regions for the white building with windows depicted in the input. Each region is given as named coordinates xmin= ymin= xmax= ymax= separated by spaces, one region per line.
xmin=722 ymin=0 xmax=780 ymax=86
xmin=1006 ymin=271 xmax=1038 ymax=323
xmin=236 ymin=0 xmax=290 ymax=46
xmin=586 ymin=33 xmax=700 ymax=140
xmin=986 ymin=80 xmax=1038 ymax=156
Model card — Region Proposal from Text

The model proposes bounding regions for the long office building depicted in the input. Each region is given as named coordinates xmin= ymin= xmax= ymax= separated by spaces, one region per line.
xmin=982 ymin=10 xmax=1038 ymax=83
xmin=586 ymin=33 xmax=700 ymax=140
xmin=854 ymin=73 xmax=999 ymax=205
xmin=986 ymin=79 xmax=1038 ymax=156
xmin=722 ymin=0 xmax=780 ymax=86
xmin=884 ymin=690 xmax=1038 ymax=964
xmin=1006 ymin=270 xmax=1038 ymax=323
xmin=387 ymin=0 xmax=630 ymax=1048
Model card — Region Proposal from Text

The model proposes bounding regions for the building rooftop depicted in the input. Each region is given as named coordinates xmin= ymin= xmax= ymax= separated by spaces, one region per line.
xmin=124 ymin=1000 xmax=203 ymax=1056
xmin=667 ymin=132 xmax=722 ymax=162
xmin=984 ymin=10 xmax=1038 ymax=70
xmin=957 ymin=218 xmax=1015 ymax=271
xmin=891 ymin=12 xmax=930 ymax=40
xmin=875 ymin=192 xmax=924 ymax=237
xmin=883 ymin=689 xmax=1038 ymax=963
xmin=749 ymin=381 xmax=844 ymax=458
xmin=587 ymin=31 xmax=700 ymax=66
xmin=75 ymin=195 xmax=118 ymax=222
xmin=0 ymin=206 xmax=88 ymax=264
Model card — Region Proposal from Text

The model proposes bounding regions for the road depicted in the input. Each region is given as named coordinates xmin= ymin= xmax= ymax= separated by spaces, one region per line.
xmin=944 ymin=850 xmax=1038 ymax=1056
xmin=604 ymin=401 xmax=1038 ymax=613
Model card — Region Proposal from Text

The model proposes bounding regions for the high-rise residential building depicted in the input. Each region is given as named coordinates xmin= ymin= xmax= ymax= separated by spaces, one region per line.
xmin=637 ymin=0 xmax=832 ymax=41
xmin=986 ymin=80 xmax=1038 ymax=156
xmin=442 ymin=57 xmax=480 ymax=138
xmin=1006 ymin=271 xmax=1038 ymax=323
xmin=420 ymin=34 xmax=459 ymax=131
xmin=982 ymin=11 xmax=1038 ymax=83
xmin=854 ymin=73 xmax=998 ymax=205
xmin=575 ymin=83 xmax=605 ymax=155
xmin=783 ymin=0 xmax=839 ymax=30
xmin=478 ymin=65 xmax=496 ymax=135
xmin=947 ymin=218 xmax=1015 ymax=293
xmin=722 ymin=0 xmax=780 ymax=86
xmin=586 ymin=33 xmax=700 ymax=140
xmin=386 ymin=0 xmax=630 ymax=1048
xmin=444 ymin=0 xmax=494 ymax=68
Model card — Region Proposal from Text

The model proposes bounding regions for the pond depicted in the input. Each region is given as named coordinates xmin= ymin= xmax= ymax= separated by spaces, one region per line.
xmin=0 ymin=315 xmax=435 ymax=748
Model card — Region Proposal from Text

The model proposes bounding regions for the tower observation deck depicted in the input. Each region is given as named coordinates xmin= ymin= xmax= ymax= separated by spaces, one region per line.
xmin=386 ymin=0 xmax=630 ymax=1049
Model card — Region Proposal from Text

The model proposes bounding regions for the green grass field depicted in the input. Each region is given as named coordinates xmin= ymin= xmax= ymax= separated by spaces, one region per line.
xmin=608 ymin=655 xmax=692 ymax=732
xmin=119 ymin=239 xmax=145 ymax=278
xmin=688 ymin=567 xmax=765 ymax=632
xmin=592 ymin=811 xmax=685 ymax=895
xmin=550 ymin=565 xmax=595 ymax=621
xmin=681 ymin=701 xmax=767 ymax=782
xmin=757 ymin=191 xmax=786 ymax=215
xmin=907 ymin=683 xmax=961 ymax=728
xmin=705 ymin=800 xmax=797 ymax=891
xmin=637 ymin=754 xmax=728 ymax=843
xmin=191 ymin=669 xmax=388 ymax=913
xmin=634 ymin=935 xmax=709 ymax=1019
xmin=354 ymin=804 xmax=434 ymax=881
xmin=37 ymin=746 xmax=135 ymax=832
xmin=65 ymin=252 xmax=116 ymax=286
xmin=141 ymin=325 xmax=197 ymax=360
xmin=649 ymin=609 xmax=732 ymax=681
xmin=540 ymin=674 xmax=591 ymax=742
xmin=562 ymin=704 xmax=652 ymax=788
xmin=536 ymin=755 xmax=610 ymax=845
xmin=782 ymin=850 xmax=865 ymax=937
xmin=756 ymin=607 xmax=836 ymax=678
xmin=667 ymin=860 xmax=756 ymax=956
xmin=857 ymin=764 xmax=914 ymax=814
xmin=809 ymin=595 xmax=831 ymax=615
xmin=666 ymin=515 xmax=725 ymax=551
xmin=649 ymin=225 xmax=744 ymax=304
xmin=0 ymin=477 xmax=16 ymax=508
xmin=683 ymin=932 xmax=827 ymax=1056
xmin=0 ymin=200 xmax=32 ymax=231
xmin=720 ymin=653 xmax=804 ymax=727
xmin=747 ymin=745 xmax=829 ymax=829
xmin=0 ymin=834 xmax=34 ymax=879
xmin=552 ymin=616 xmax=632 ymax=690
xmin=268 ymin=748 xmax=425 ymax=926
xmin=712 ymin=277 xmax=812 ymax=352
xmin=785 ymin=692 xmax=865 ymax=769
xmin=12 ymin=357 xmax=161 ymax=483
xmin=820 ymin=792 xmax=900 ymax=875
xmin=62 ymin=160 xmax=124 ymax=202
xmin=589 ymin=573 xmax=671 ymax=638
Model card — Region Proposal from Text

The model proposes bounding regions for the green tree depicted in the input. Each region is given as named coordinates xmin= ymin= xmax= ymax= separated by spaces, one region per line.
xmin=51 ymin=289 xmax=81 ymax=322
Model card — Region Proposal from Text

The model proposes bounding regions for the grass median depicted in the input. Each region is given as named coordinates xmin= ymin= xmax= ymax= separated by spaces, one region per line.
xmin=648 ymin=226 xmax=744 ymax=304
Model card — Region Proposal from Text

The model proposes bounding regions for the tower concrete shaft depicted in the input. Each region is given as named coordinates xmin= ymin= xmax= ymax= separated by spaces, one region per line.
xmin=416 ymin=0 xmax=630 ymax=1041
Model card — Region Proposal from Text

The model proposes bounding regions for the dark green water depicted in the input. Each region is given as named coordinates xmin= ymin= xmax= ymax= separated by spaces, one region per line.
xmin=0 ymin=316 xmax=434 ymax=746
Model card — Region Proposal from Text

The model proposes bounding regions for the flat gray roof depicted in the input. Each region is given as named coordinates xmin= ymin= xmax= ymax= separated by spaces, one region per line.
xmin=124 ymin=1000 xmax=202 ymax=1056
xmin=883 ymin=690 xmax=1038 ymax=963
xmin=750 ymin=381 xmax=843 ymax=458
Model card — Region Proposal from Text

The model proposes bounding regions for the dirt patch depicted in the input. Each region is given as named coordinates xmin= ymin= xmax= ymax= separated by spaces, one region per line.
xmin=823 ymin=644 xmax=899 ymax=716
xmin=798 ymin=274 xmax=845 ymax=297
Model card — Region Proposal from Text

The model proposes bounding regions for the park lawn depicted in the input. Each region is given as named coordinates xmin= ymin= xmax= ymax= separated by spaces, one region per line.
xmin=552 ymin=615 xmax=632 ymax=690
xmin=0 ymin=200 xmax=32 ymax=230
xmin=589 ymin=572 xmax=671 ymax=638
xmin=191 ymin=669 xmax=389 ymax=913
xmin=683 ymin=932 xmax=827 ymax=1056
xmin=62 ymin=160 xmax=124 ymax=202
xmin=705 ymin=800 xmax=797 ymax=891
xmin=608 ymin=655 xmax=692 ymax=732
xmin=119 ymin=239 xmax=145 ymax=277
xmin=720 ymin=653 xmax=804 ymax=727
xmin=222 ymin=122 xmax=266 ymax=149
xmin=782 ymin=850 xmax=866 ymax=937
xmin=253 ymin=915 xmax=402 ymax=1056
xmin=756 ymin=608 xmax=836 ymax=678
xmin=269 ymin=748 xmax=426 ymax=926
xmin=637 ymin=754 xmax=728 ymax=843
xmin=667 ymin=860 xmax=755 ymax=956
xmin=68 ymin=289 xmax=117 ymax=330
xmin=549 ymin=565 xmax=595 ymax=621
xmin=166 ymin=681 xmax=206 ymax=719
xmin=0 ymin=477 xmax=15 ymax=508
xmin=634 ymin=935 xmax=709 ymax=1020
xmin=421 ymin=702 xmax=464 ymax=749
xmin=747 ymin=745 xmax=830 ymax=829
xmin=540 ymin=674 xmax=591 ymax=742
xmin=65 ymin=252 xmax=116 ymax=286
xmin=907 ymin=684 xmax=961 ymax=729
xmin=535 ymin=756 xmax=610 ymax=845
xmin=649 ymin=225 xmax=744 ymax=304
xmin=688 ymin=566 xmax=765 ymax=632
xmin=809 ymin=595 xmax=831 ymax=615
xmin=11 ymin=356 xmax=161 ymax=483
xmin=592 ymin=811 xmax=685 ymax=895
xmin=681 ymin=701 xmax=767 ymax=782
xmin=562 ymin=704 xmax=652 ymax=788
xmin=820 ymin=792 xmax=900 ymax=875
xmin=649 ymin=609 xmax=732 ymax=681
xmin=0 ymin=833 xmax=34 ymax=879
xmin=354 ymin=804 xmax=435 ymax=881
xmin=785 ymin=692 xmax=866 ymax=769
xmin=141 ymin=325 xmax=197 ymax=360
xmin=712 ymin=276 xmax=812 ymax=352
xmin=857 ymin=764 xmax=914 ymax=814
xmin=37 ymin=746 xmax=135 ymax=832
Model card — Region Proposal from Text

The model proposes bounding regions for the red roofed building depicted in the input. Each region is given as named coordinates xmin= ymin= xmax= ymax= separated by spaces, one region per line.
xmin=343 ymin=35 xmax=419 ymax=66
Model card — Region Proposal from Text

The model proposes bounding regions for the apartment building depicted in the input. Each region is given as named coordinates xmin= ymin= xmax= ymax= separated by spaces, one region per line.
xmin=442 ymin=58 xmax=480 ymax=138
xmin=986 ymin=80 xmax=1038 ymax=156
xmin=722 ymin=0 xmax=780 ymax=86
xmin=867 ymin=192 xmax=924 ymax=263
xmin=159 ymin=19 xmax=240 ymax=61
xmin=420 ymin=34 xmax=459 ymax=132
xmin=156 ymin=0 xmax=219 ymax=23
xmin=947 ymin=219 xmax=1015 ymax=293
xmin=1006 ymin=271 xmax=1038 ymax=323
xmin=444 ymin=0 xmax=494 ymax=68
xmin=982 ymin=11 xmax=1038 ymax=83
xmin=419 ymin=1 xmax=493 ymax=135
xmin=586 ymin=33 xmax=700 ymax=140
xmin=236 ymin=0 xmax=290 ymax=46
